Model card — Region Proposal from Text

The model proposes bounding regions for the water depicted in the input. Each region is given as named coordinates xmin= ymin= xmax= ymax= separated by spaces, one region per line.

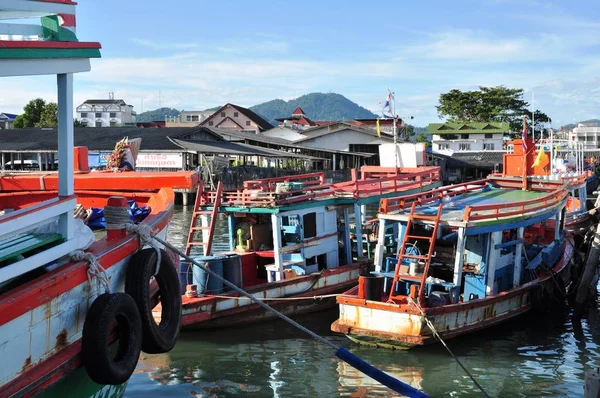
xmin=125 ymin=205 xmax=600 ymax=397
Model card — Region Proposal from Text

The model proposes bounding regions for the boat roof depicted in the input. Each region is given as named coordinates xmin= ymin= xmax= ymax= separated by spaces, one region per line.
xmin=379 ymin=178 xmax=569 ymax=234
xmin=202 ymin=166 xmax=442 ymax=213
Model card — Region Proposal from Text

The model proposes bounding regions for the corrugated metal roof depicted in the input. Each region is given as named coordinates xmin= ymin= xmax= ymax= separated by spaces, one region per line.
xmin=169 ymin=138 xmax=321 ymax=159
xmin=427 ymin=122 xmax=510 ymax=135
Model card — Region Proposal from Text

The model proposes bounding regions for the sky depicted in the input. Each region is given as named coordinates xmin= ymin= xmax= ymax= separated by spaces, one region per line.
xmin=3 ymin=0 xmax=600 ymax=127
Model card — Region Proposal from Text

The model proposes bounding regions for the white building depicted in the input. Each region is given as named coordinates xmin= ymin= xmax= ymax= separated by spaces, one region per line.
xmin=427 ymin=122 xmax=509 ymax=154
xmin=76 ymin=95 xmax=136 ymax=127
xmin=0 ymin=112 xmax=17 ymax=129
xmin=569 ymin=122 xmax=600 ymax=149
xmin=165 ymin=110 xmax=214 ymax=127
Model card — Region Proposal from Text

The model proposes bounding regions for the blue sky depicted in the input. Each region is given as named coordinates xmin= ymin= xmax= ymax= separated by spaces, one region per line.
xmin=3 ymin=0 xmax=600 ymax=127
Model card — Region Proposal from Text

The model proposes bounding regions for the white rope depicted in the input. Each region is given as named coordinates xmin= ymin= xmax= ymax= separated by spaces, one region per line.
xmin=71 ymin=250 xmax=111 ymax=294
xmin=104 ymin=205 xmax=161 ymax=275
xmin=206 ymin=293 xmax=340 ymax=301
xmin=126 ymin=223 xmax=161 ymax=275
xmin=408 ymin=297 xmax=489 ymax=397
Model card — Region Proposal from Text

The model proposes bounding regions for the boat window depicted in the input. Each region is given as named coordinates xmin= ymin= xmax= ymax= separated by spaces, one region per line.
xmin=303 ymin=212 xmax=316 ymax=238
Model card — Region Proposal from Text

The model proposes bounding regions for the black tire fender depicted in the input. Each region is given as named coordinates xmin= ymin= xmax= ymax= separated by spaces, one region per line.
xmin=82 ymin=293 xmax=142 ymax=385
xmin=125 ymin=248 xmax=182 ymax=354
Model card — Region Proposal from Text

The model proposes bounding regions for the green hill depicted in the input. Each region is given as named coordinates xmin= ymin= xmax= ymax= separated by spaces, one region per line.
xmin=136 ymin=107 xmax=180 ymax=122
xmin=249 ymin=92 xmax=378 ymax=124
xmin=560 ymin=118 xmax=600 ymax=131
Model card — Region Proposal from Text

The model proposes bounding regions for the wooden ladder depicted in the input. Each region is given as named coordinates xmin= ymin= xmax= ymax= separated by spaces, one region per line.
xmin=185 ymin=181 xmax=223 ymax=257
xmin=388 ymin=202 xmax=443 ymax=304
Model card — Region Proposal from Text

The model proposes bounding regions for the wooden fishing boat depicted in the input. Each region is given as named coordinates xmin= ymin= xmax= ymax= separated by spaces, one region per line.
xmin=332 ymin=138 xmax=574 ymax=347
xmin=165 ymin=160 xmax=442 ymax=329
xmin=0 ymin=3 xmax=194 ymax=397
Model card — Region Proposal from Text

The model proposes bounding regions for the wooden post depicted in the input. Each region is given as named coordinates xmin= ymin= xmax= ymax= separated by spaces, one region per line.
xmin=374 ymin=218 xmax=386 ymax=272
xmin=514 ymin=227 xmax=524 ymax=287
xmin=486 ymin=231 xmax=502 ymax=294
xmin=57 ymin=73 xmax=75 ymax=241
xmin=342 ymin=206 xmax=352 ymax=266
xmin=354 ymin=203 xmax=364 ymax=259
xmin=453 ymin=227 xmax=466 ymax=286
xmin=573 ymin=216 xmax=600 ymax=320
xmin=37 ymin=152 xmax=42 ymax=171
xmin=271 ymin=213 xmax=284 ymax=281
xmin=1 ymin=152 xmax=4 ymax=171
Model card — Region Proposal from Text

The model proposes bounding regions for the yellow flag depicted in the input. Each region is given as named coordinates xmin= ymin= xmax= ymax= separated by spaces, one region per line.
xmin=532 ymin=146 xmax=548 ymax=168
xmin=376 ymin=118 xmax=381 ymax=137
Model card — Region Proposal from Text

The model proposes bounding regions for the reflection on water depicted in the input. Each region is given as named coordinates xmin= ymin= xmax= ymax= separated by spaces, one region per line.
xmin=125 ymin=206 xmax=600 ymax=397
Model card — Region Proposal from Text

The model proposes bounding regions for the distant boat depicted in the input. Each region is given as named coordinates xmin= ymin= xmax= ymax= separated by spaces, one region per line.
xmin=332 ymin=135 xmax=576 ymax=348
xmin=167 ymin=158 xmax=442 ymax=330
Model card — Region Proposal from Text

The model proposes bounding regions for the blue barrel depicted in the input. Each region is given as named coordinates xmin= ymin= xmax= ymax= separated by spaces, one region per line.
xmin=222 ymin=253 xmax=243 ymax=290
xmin=193 ymin=256 xmax=224 ymax=294
xmin=178 ymin=258 xmax=193 ymax=295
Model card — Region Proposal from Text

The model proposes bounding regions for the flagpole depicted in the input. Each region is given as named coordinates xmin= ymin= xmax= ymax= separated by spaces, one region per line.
xmin=532 ymin=91 xmax=535 ymax=143
xmin=392 ymin=90 xmax=398 ymax=168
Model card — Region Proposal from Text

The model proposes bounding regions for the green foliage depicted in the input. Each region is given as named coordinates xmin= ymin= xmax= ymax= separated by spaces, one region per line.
xmin=249 ymin=93 xmax=378 ymax=125
xmin=436 ymin=86 xmax=551 ymax=137
xmin=415 ymin=133 xmax=431 ymax=147
xmin=73 ymin=119 xmax=86 ymax=127
xmin=136 ymin=107 xmax=180 ymax=122
xmin=36 ymin=102 xmax=57 ymax=128
xmin=14 ymin=98 xmax=47 ymax=128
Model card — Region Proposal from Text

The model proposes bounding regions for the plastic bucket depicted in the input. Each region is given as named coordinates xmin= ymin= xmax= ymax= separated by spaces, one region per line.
xmin=358 ymin=275 xmax=384 ymax=301
xmin=192 ymin=256 xmax=225 ymax=294
xmin=222 ymin=253 xmax=243 ymax=290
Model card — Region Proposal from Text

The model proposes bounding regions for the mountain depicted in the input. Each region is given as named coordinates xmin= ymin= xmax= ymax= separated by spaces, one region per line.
xmin=249 ymin=93 xmax=378 ymax=125
xmin=136 ymin=107 xmax=180 ymax=122
xmin=560 ymin=118 xmax=600 ymax=131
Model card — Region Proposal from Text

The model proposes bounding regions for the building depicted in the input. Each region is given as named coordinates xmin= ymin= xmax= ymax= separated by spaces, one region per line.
xmin=76 ymin=95 xmax=137 ymax=127
xmin=165 ymin=110 xmax=214 ymax=127
xmin=570 ymin=122 xmax=600 ymax=149
xmin=0 ymin=112 xmax=17 ymax=129
xmin=427 ymin=122 xmax=509 ymax=153
xmin=274 ymin=106 xmax=319 ymax=129
xmin=200 ymin=103 xmax=273 ymax=133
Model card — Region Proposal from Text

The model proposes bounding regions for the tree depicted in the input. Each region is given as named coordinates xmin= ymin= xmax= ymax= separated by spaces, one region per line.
xmin=73 ymin=119 xmax=86 ymax=127
xmin=436 ymin=86 xmax=551 ymax=137
xmin=13 ymin=98 xmax=47 ymax=128
xmin=36 ymin=102 xmax=58 ymax=128
xmin=415 ymin=133 xmax=431 ymax=147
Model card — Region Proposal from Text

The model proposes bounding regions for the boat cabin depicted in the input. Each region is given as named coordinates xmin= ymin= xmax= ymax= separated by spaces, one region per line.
xmin=373 ymin=178 xmax=569 ymax=306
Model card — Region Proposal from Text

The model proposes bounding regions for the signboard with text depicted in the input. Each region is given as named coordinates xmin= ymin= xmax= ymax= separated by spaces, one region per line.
xmin=136 ymin=153 xmax=183 ymax=169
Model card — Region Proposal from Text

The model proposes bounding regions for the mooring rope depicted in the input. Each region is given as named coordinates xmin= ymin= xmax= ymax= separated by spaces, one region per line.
xmin=104 ymin=205 xmax=162 ymax=275
xmin=127 ymin=226 xmax=429 ymax=398
xmin=207 ymin=293 xmax=340 ymax=301
xmin=71 ymin=250 xmax=111 ymax=294
xmin=408 ymin=297 xmax=490 ymax=397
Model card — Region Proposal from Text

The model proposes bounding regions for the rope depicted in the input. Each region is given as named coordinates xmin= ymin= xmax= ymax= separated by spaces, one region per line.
xmin=146 ymin=232 xmax=428 ymax=398
xmin=408 ymin=297 xmax=490 ymax=398
xmin=104 ymin=205 xmax=161 ymax=275
xmin=71 ymin=250 xmax=111 ymax=294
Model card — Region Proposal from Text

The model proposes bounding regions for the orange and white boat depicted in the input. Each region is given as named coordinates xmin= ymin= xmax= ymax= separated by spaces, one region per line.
xmin=0 ymin=2 xmax=196 ymax=397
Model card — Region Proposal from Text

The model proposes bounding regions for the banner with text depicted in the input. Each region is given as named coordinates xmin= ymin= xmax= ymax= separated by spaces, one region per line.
xmin=136 ymin=153 xmax=183 ymax=169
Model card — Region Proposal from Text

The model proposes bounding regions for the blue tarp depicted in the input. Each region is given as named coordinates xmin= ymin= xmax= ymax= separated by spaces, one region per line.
xmin=87 ymin=200 xmax=151 ymax=230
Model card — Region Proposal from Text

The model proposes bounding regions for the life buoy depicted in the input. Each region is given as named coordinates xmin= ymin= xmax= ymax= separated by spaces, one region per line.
xmin=82 ymin=293 xmax=142 ymax=385
xmin=125 ymin=248 xmax=181 ymax=354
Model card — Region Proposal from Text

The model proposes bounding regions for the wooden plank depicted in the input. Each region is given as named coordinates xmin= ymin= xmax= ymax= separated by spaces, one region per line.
xmin=0 ymin=233 xmax=62 ymax=263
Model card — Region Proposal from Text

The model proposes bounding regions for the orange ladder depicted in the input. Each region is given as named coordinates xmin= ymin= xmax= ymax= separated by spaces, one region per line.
xmin=388 ymin=202 xmax=443 ymax=304
xmin=185 ymin=181 xmax=223 ymax=257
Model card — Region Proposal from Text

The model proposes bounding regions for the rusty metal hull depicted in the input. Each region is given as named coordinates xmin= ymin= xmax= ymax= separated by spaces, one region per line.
xmin=332 ymin=242 xmax=573 ymax=348
xmin=0 ymin=191 xmax=174 ymax=397
xmin=177 ymin=265 xmax=361 ymax=330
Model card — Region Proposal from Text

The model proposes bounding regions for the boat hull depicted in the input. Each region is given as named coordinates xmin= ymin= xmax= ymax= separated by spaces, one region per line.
xmin=332 ymin=240 xmax=573 ymax=348
xmin=0 ymin=190 xmax=175 ymax=397
xmin=177 ymin=265 xmax=361 ymax=330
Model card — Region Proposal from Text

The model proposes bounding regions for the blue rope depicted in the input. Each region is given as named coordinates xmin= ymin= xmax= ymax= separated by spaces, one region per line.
xmin=149 ymin=234 xmax=430 ymax=398
xmin=336 ymin=347 xmax=429 ymax=398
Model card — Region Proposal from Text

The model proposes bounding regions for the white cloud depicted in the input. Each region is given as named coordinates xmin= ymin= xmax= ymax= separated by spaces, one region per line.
xmin=131 ymin=38 xmax=198 ymax=50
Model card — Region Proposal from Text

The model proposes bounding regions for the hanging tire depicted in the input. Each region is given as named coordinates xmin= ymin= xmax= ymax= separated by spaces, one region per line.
xmin=82 ymin=293 xmax=142 ymax=385
xmin=125 ymin=248 xmax=182 ymax=354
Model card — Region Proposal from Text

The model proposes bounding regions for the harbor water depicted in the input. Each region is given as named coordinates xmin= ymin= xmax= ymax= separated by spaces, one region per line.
xmin=125 ymin=205 xmax=600 ymax=397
